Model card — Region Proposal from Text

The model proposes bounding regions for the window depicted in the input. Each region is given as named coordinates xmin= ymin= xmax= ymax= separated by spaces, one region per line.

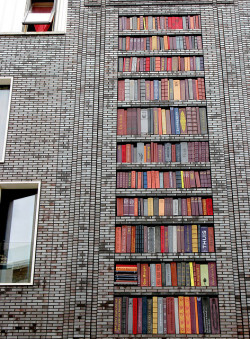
xmin=0 ymin=182 xmax=40 ymax=284
xmin=0 ymin=0 xmax=68 ymax=33
xmin=0 ymin=78 xmax=12 ymax=163
xmin=23 ymin=1 xmax=55 ymax=32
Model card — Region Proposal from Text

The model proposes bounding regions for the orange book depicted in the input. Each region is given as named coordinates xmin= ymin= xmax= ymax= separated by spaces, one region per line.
xmin=141 ymin=264 xmax=149 ymax=286
xmin=184 ymin=297 xmax=192 ymax=334
xmin=155 ymin=171 xmax=160 ymax=188
xmin=194 ymin=297 xmax=199 ymax=334
xmin=137 ymin=17 xmax=140 ymax=30
xmin=126 ymin=36 xmax=130 ymax=50
xmin=115 ymin=227 xmax=122 ymax=253
xmin=196 ymin=264 xmax=201 ymax=286
xmin=151 ymin=171 xmax=156 ymax=189
xmin=134 ymin=198 xmax=138 ymax=216
xmin=208 ymin=227 xmax=215 ymax=252
xmin=131 ymin=171 xmax=136 ymax=188
xmin=159 ymin=199 xmax=164 ymax=216
xmin=138 ymin=172 xmax=142 ymax=189
xmin=164 ymin=36 xmax=169 ymax=50
xmin=170 ymin=262 xmax=177 ymax=286
xmin=155 ymin=57 xmax=161 ymax=71
xmin=158 ymin=108 xmax=162 ymax=135
xmin=178 ymin=296 xmax=186 ymax=334
xmin=187 ymin=198 xmax=192 ymax=216
xmin=131 ymin=226 xmax=136 ymax=253
xmin=117 ymin=198 xmax=123 ymax=216
xmin=173 ymin=80 xmax=181 ymax=100
xmin=155 ymin=264 xmax=162 ymax=286
xmin=147 ymin=171 xmax=152 ymax=188
xmin=202 ymin=199 xmax=207 ymax=215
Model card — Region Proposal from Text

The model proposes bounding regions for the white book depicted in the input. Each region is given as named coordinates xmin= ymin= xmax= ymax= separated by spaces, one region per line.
xmin=125 ymin=79 xmax=130 ymax=101
xmin=158 ymin=297 xmax=164 ymax=334
xmin=141 ymin=109 xmax=148 ymax=134
xmin=132 ymin=57 xmax=137 ymax=72
xmin=165 ymin=263 xmax=172 ymax=286
xmin=173 ymin=226 xmax=177 ymax=253
xmin=128 ymin=298 xmax=133 ymax=334
xmin=173 ymin=199 xmax=178 ymax=216
xmin=181 ymin=142 xmax=188 ymax=163
xmin=174 ymin=298 xmax=179 ymax=334
xmin=137 ymin=142 xmax=144 ymax=163
xmin=150 ymin=264 xmax=156 ymax=286
xmin=130 ymin=80 xmax=134 ymax=101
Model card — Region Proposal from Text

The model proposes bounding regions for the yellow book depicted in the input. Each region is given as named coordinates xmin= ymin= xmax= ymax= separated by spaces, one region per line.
xmin=179 ymin=108 xmax=187 ymax=134
xmin=152 ymin=296 xmax=158 ymax=334
xmin=152 ymin=36 xmax=157 ymax=50
xmin=178 ymin=296 xmax=186 ymax=334
xmin=163 ymin=36 xmax=169 ymax=50
xmin=184 ymin=57 xmax=190 ymax=71
xmin=200 ymin=264 xmax=209 ymax=286
xmin=148 ymin=197 xmax=154 ymax=216
xmin=144 ymin=145 xmax=146 ymax=162
xmin=161 ymin=109 xmax=167 ymax=134
xmin=159 ymin=199 xmax=164 ymax=216
xmin=192 ymin=225 xmax=198 ymax=252
xmin=173 ymin=80 xmax=181 ymax=100
xmin=189 ymin=262 xmax=194 ymax=286
xmin=153 ymin=17 xmax=156 ymax=30
xmin=153 ymin=108 xmax=158 ymax=134
xmin=143 ymin=17 xmax=146 ymax=30
xmin=181 ymin=171 xmax=185 ymax=188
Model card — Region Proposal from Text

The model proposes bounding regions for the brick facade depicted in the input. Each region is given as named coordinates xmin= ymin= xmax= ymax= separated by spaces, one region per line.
xmin=0 ymin=0 xmax=249 ymax=338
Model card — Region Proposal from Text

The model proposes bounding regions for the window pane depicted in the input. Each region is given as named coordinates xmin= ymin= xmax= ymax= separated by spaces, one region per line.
xmin=0 ymin=191 xmax=37 ymax=284
xmin=25 ymin=12 xmax=53 ymax=24
xmin=0 ymin=87 xmax=10 ymax=162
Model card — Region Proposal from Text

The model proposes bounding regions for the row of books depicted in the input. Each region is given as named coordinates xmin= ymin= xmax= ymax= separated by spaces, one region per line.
xmin=116 ymin=197 xmax=213 ymax=217
xmin=118 ymin=56 xmax=204 ymax=72
xmin=119 ymin=15 xmax=201 ymax=31
xmin=118 ymin=78 xmax=206 ymax=101
xmin=117 ymin=170 xmax=212 ymax=189
xmin=117 ymin=107 xmax=208 ymax=135
xmin=119 ymin=36 xmax=202 ymax=52
xmin=115 ymin=225 xmax=215 ymax=254
xmin=117 ymin=142 xmax=210 ymax=163
xmin=114 ymin=296 xmax=220 ymax=334
xmin=114 ymin=262 xmax=217 ymax=287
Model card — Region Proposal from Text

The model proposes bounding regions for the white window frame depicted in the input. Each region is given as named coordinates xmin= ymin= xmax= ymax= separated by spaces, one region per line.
xmin=23 ymin=1 xmax=56 ymax=26
xmin=0 ymin=181 xmax=41 ymax=286
xmin=0 ymin=78 xmax=13 ymax=163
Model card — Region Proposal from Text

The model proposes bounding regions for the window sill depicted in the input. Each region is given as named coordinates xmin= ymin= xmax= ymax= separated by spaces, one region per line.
xmin=0 ymin=31 xmax=66 ymax=36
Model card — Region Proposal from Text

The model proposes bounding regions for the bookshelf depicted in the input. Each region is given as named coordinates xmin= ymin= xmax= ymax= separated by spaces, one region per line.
xmin=114 ymin=14 xmax=219 ymax=335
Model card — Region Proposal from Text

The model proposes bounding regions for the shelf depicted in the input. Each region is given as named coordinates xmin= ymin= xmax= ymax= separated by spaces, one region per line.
xmin=117 ymin=163 xmax=211 ymax=170
xmin=119 ymin=30 xmax=202 ymax=36
xmin=114 ymin=286 xmax=218 ymax=295
xmin=117 ymin=135 xmax=209 ymax=142
xmin=118 ymin=71 xmax=205 ymax=78
xmin=116 ymin=189 xmax=212 ymax=196
xmin=116 ymin=216 xmax=214 ymax=224
xmin=115 ymin=253 xmax=216 ymax=261
xmin=118 ymin=50 xmax=204 ymax=57
xmin=118 ymin=100 xmax=206 ymax=108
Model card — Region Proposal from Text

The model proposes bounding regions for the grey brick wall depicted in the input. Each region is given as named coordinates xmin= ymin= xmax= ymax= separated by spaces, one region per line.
xmin=0 ymin=0 xmax=249 ymax=338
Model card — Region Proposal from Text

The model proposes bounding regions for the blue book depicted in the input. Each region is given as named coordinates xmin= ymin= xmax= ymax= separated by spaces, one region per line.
xmin=179 ymin=36 xmax=184 ymax=49
xmin=201 ymin=226 xmax=209 ymax=252
xmin=176 ymin=144 xmax=181 ymax=162
xmin=176 ymin=171 xmax=182 ymax=188
xmin=170 ymin=107 xmax=176 ymax=134
xmin=159 ymin=172 xmax=164 ymax=188
xmin=197 ymin=297 xmax=204 ymax=334
xmin=143 ymin=172 xmax=147 ymax=188
xmin=174 ymin=108 xmax=181 ymax=134
xmin=164 ymin=143 xmax=172 ymax=162
xmin=153 ymin=80 xmax=159 ymax=100
xmin=142 ymin=297 xmax=147 ymax=334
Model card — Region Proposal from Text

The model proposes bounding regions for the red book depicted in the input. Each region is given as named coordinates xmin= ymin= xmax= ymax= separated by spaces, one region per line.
xmin=196 ymin=264 xmax=201 ymax=286
xmin=194 ymin=171 xmax=201 ymax=187
xmin=126 ymin=144 xmax=131 ymax=163
xmin=121 ymin=225 xmax=127 ymax=253
xmin=155 ymin=264 xmax=162 ymax=286
xmin=206 ymin=198 xmax=213 ymax=215
xmin=164 ymin=172 xmax=170 ymax=188
xmin=118 ymin=80 xmax=125 ymax=101
xmin=171 ymin=144 xmax=176 ymax=162
xmin=208 ymin=227 xmax=215 ymax=252
xmin=134 ymin=198 xmax=138 ymax=217
xmin=137 ymin=298 xmax=142 ymax=334
xmin=133 ymin=298 xmax=138 ymax=334
xmin=126 ymin=226 xmax=131 ymax=252
xmin=161 ymin=226 xmax=165 ymax=253
xmin=193 ymin=262 xmax=197 ymax=286
xmin=138 ymin=172 xmax=142 ymax=189
xmin=115 ymin=227 xmax=122 ymax=253
xmin=117 ymin=109 xmax=125 ymax=135
xmin=170 ymin=262 xmax=177 ymax=286
xmin=208 ymin=262 xmax=217 ymax=286
xmin=117 ymin=198 xmax=123 ymax=216
xmin=210 ymin=298 xmax=220 ymax=334
xmin=190 ymin=297 xmax=197 ymax=334
xmin=166 ymin=297 xmax=175 ymax=334
xmin=121 ymin=145 xmax=126 ymax=163
xmin=131 ymin=171 xmax=136 ymax=188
